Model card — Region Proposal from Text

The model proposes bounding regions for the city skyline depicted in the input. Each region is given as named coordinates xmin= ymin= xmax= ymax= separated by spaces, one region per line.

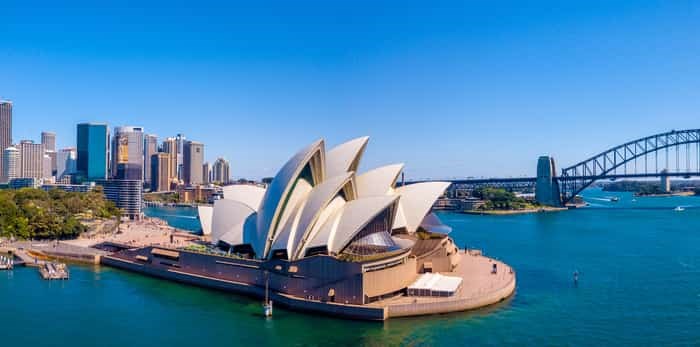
xmin=3 ymin=1 xmax=700 ymax=180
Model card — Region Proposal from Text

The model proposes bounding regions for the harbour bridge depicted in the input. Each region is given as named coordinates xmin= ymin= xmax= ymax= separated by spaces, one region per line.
xmin=408 ymin=129 xmax=700 ymax=206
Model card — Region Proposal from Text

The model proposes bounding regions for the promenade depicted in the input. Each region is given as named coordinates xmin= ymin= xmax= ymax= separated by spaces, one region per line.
xmin=370 ymin=251 xmax=516 ymax=318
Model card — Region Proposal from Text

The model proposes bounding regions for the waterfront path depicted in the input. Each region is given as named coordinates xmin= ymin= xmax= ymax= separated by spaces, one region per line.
xmin=370 ymin=251 xmax=516 ymax=318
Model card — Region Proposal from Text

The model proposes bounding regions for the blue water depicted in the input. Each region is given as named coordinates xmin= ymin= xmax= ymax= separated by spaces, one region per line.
xmin=3 ymin=191 xmax=700 ymax=346
xmin=143 ymin=205 xmax=202 ymax=233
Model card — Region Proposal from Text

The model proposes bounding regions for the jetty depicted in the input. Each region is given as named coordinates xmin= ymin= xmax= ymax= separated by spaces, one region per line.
xmin=39 ymin=262 xmax=69 ymax=280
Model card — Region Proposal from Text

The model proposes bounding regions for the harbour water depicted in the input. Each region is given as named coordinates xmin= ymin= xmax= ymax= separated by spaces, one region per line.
xmin=2 ymin=189 xmax=700 ymax=346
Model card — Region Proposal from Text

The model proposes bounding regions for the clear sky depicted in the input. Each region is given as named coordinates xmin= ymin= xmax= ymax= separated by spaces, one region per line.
xmin=2 ymin=1 xmax=699 ymax=180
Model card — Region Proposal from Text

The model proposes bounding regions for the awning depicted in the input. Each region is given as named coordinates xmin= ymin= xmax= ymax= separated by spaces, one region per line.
xmin=407 ymin=273 xmax=463 ymax=297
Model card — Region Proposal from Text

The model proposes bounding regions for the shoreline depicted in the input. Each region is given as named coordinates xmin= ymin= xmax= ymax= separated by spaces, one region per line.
xmin=632 ymin=191 xmax=696 ymax=198
xmin=461 ymin=206 xmax=568 ymax=215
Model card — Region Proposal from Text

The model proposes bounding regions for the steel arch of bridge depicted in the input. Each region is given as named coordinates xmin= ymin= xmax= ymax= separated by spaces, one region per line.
xmin=559 ymin=129 xmax=700 ymax=204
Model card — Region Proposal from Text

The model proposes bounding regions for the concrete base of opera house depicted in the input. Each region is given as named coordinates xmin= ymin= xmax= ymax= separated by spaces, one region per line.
xmin=101 ymin=250 xmax=515 ymax=321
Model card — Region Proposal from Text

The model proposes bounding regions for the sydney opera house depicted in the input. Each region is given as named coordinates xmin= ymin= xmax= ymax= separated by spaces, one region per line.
xmin=103 ymin=137 xmax=515 ymax=320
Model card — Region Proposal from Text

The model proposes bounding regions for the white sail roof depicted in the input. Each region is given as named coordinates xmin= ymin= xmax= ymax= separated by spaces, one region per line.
xmin=306 ymin=195 xmax=399 ymax=255
xmin=222 ymin=184 xmax=266 ymax=211
xmin=356 ymin=163 xmax=404 ymax=197
xmin=206 ymin=136 xmax=450 ymax=260
xmin=254 ymin=139 xmax=325 ymax=258
xmin=198 ymin=205 xmax=213 ymax=236
xmin=325 ymin=136 xmax=369 ymax=178
xmin=393 ymin=182 xmax=450 ymax=233
xmin=210 ymin=199 xmax=255 ymax=245
xmin=288 ymin=173 xmax=355 ymax=260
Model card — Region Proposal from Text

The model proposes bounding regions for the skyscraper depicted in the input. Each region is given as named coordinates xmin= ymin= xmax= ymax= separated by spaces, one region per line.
xmin=0 ymin=100 xmax=12 ymax=182
xmin=111 ymin=126 xmax=144 ymax=180
xmin=161 ymin=137 xmax=178 ymax=184
xmin=41 ymin=131 xmax=57 ymax=175
xmin=183 ymin=140 xmax=204 ymax=186
xmin=18 ymin=140 xmax=43 ymax=179
xmin=2 ymin=146 xmax=19 ymax=182
xmin=212 ymin=157 xmax=231 ymax=184
xmin=151 ymin=152 xmax=171 ymax=192
xmin=41 ymin=131 xmax=56 ymax=152
xmin=42 ymin=154 xmax=53 ymax=180
xmin=202 ymin=162 xmax=210 ymax=185
xmin=143 ymin=134 xmax=158 ymax=185
xmin=175 ymin=133 xmax=185 ymax=180
xmin=77 ymin=123 xmax=109 ymax=181
xmin=57 ymin=147 xmax=77 ymax=179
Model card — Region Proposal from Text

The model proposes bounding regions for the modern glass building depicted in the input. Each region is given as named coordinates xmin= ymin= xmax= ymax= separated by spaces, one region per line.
xmin=97 ymin=179 xmax=143 ymax=219
xmin=0 ymin=100 xmax=13 ymax=182
xmin=77 ymin=123 xmax=109 ymax=181
xmin=111 ymin=126 xmax=144 ymax=181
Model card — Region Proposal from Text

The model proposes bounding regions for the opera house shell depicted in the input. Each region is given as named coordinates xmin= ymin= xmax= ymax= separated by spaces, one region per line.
xmin=198 ymin=136 xmax=451 ymax=261
xmin=103 ymin=137 xmax=515 ymax=320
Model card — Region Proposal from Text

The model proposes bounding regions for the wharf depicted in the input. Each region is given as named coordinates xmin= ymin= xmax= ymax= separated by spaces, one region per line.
xmin=39 ymin=262 xmax=69 ymax=280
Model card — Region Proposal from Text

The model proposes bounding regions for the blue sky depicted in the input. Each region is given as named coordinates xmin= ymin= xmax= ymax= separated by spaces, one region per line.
xmin=2 ymin=1 xmax=699 ymax=180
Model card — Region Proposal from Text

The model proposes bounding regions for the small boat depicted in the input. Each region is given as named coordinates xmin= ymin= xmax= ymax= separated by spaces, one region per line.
xmin=263 ymin=301 xmax=273 ymax=317
xmin=674 ymin=206 xmax=685 ymax=212
xmin=609 ymin=197 xmax=620 ymax=202
xmin=263 ymin=270 xmax=273 ymax=318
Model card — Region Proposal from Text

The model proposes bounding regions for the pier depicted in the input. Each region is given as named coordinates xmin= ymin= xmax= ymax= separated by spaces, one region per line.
xmin=38 ymin=262 xmax=69 ymax=280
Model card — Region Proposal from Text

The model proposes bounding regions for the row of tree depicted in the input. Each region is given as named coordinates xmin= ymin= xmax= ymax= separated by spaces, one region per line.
xmin=0 ymin=187 xmax=121 ymax=240
xmin=471 ymin=187 xmax=535 ymax=210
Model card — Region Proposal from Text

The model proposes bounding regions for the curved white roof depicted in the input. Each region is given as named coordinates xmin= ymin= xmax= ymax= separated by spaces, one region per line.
xmin=211 ymin=199 xmax=255 ymax=245
xmin=289 ymin=173 xmax=355 ymax=260
xmin=207 ymin=136 xmax=451 ymax=261
xmin=254 ymin=139 xmax=325 ymax=258
xmin=222 ymin=184 xmax=266 ymax=211
xmin=325 ymin=136 xmax=369 ymax=178
xmin=305 ymin=195 xmax=398 ymax=255
xmin=221 ymin=214 xmax=257 ymax=247
xmin=327 ymin=195 xmax=399 ymax=254
xmin=356 ymin=163 xmax=404 ymax=197
xmin=393 ymin=182 xmax=450 ymax=233
xmin=197 ymin=205 xmax=213 ymax=236
xmin=296 ymin=195 xmax=346 ymax=257
xmin=268 ymin=197 xmax=305 ymax=258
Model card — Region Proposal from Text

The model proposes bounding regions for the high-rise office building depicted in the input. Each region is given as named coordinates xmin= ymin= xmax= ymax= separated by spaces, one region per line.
xmin=77 ymin=123 xmax=109 ymax=181
xmin=0 ymin=100 xmax=12 ymax=182
xmin=175 ymin=133 xmax=186 ymax=180
xmin=41 ymin=131 xmax=57 ymax=175
xmin=42 ymin=154 xmax=53 ymax=180
xmin=57 ymin=147 xmax=77 ymax=179
xmin=212 ymin=157 xmax=231 ymax=184
xmin=161 ymin=137 xmax=178 ymax=184
xmin=183 ymin=140 xmax=204 ymax=186
xmin=18 ymin=140 xmax=43 ymax=179
xmin=143 ymin=134 xmax=158 ymax=185
xmin=202 ymin=162 xmax=210 ymax=185
xmin=41 ymin=131 xmax=56 ymax=152
xmin=2 ymin=146 xmax=19 ymax=182
xmin=111 ymin=126 xmax=144 ymax=180
xmin=151 ymin=152 xmax=171 ymax=192
xmin=45 ymin=150 xmax=57 ymax=175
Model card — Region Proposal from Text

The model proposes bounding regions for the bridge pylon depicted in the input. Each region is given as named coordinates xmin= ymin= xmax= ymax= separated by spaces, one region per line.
xmin=535 ymin=156 xmax=562 ymax=206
